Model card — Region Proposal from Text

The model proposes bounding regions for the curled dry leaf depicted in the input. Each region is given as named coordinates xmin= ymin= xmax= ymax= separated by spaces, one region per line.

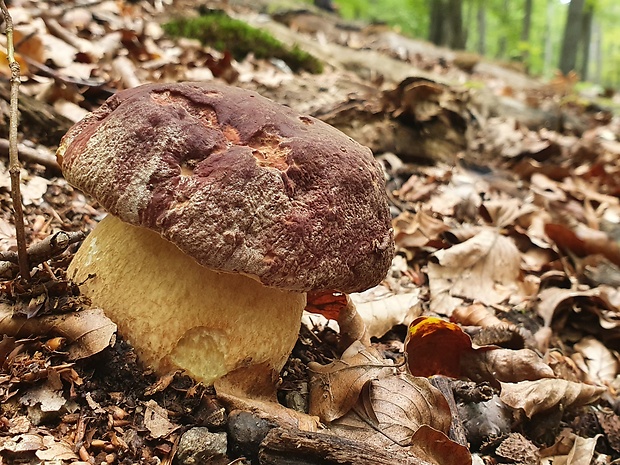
xmin=573 ymin=336 xmax=619 ymax=385
xmin=480 ymin=199 xmax=538 ymax=229
xmin=406 ymin=316 xmax=473 ymax=379
xmin=536 ymin=287 xmax=619 ymax=329
xmin=410 ymin=425 xmax=472 ymax=465
xmin=351 ymin=286 xmax=422 ymax=339
xmin=428 ymin=228 xmax=523 ymax=316
xmin=540 ymin=432 xmax=602 ymax=465
xmin=308 ymin=341 xmax=396 ymax=423
xmin=451 ymin=303 xmax=505 ymax=327
xmin=545 ymin=223 xmax=620 ymax=267
xmin=500 ymin=379 xmax=606 ymax=418
xmin=393 ymin=210 xmax=450 ymax=249
xmin=460 ymin=348 xmax=555 ymax=387
xmin=407 ymin=317 xmax=555 ymax=386
xmin=0 ymin=304 xmax=116 ymax=360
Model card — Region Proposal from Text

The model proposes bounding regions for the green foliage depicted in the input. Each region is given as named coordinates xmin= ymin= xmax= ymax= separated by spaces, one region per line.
xmin=335 ymin=0 xmax=428 ymax=37
xmin=163 ymin=11 xmax=323 ymax=74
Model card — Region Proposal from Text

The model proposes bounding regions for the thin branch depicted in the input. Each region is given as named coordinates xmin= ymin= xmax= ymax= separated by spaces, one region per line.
xmin=0 ymin=231 xmax=88 ymax=279
xmin=1 ymin=0 xmax=29 ymax=280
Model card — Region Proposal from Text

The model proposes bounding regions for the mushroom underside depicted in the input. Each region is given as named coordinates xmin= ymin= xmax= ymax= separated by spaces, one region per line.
xmin=68 ymin=214 xmax=307 ymax=385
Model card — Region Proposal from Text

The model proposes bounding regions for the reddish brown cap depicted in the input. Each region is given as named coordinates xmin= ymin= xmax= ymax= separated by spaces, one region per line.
xmin=58 ymin=82 xmax=394 ymax=292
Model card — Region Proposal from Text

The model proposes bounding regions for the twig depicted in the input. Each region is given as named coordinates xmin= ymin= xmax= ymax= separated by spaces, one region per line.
xmin=1 ymin=0 xmax=29 ymax=280
xmin=0 ymin=230 xmax=87 ymax=279
xmin=0 ymin=139 xmax=61 ymax=173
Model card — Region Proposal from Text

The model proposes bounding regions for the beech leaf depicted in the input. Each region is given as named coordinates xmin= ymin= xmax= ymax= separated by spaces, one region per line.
xmin=500 ymin=379 xmax=605 ymax=418
xmin=460 ymin=348 xmax=555 ymax=386
xmin=308 ymin=341 xmax=395 ymax=423
xmin=428 ymin=228 xmax=523 ymax=316
xmin=0 ymin=304 xmax=116 ymax=360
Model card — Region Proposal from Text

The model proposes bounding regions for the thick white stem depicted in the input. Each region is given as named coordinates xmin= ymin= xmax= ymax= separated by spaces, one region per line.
xmin=68 ymin=215 xmax=306 ymax=384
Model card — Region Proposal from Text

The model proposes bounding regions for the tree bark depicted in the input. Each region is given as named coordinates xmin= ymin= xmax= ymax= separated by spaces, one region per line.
xmin=520 ymin=0 xmax=533 ymax=66
xmin=578 ymin=4 xmax=594 ymax=80
xmin=543 ymin=0 xmax=554 ymax=76
xmin=447 ymin=0 xmax=465 ymax=50
xmin=428 ymin=0 xmax=446 ymax=46
xmin=559 ymin=0 xmax=585 ymax=75
xmin=476 ymin=4 xmax=486 ymax=55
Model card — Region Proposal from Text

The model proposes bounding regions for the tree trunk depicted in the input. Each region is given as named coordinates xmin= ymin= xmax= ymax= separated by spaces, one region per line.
xmin=520 ymin=0 xmax=533 ymax=66
xmin=591 ymin=20 xmax=602 ymax=84
xmin=476 ymin=4 xmax=486 ymax=55
xmin=559 ymin=0 xmax=585 ymax=75
xmin=428 ymin=0 xmax=465 ymax=50
xmin=428 ymin=0 xmax=446 ymax=46
xmin=447 ymin=0 xmax=465 ymax=50
xmin=543 ymin=0 xmax=554 ymax=76
xmin=578 ymin=4 xmax=594 ymax=80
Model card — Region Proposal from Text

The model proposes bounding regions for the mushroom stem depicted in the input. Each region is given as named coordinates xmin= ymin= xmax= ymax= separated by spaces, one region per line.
xmin=68 ymin=215 xmax=307 ymax=385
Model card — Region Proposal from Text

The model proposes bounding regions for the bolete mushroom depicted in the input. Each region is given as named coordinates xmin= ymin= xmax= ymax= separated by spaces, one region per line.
xmin=57 ymin=82 xmax=394 ymax=386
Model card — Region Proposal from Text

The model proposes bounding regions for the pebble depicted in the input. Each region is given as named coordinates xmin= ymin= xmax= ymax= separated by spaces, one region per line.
xmin=176 ymin=427 xmax=227 ymax=465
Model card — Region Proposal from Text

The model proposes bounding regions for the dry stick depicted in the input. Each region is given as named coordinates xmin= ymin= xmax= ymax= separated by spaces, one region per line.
xmin=1 ymin=1 xmax=29 ymax=280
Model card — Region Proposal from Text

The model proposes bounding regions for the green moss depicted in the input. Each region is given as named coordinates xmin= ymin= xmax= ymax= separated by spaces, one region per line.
xmin=163 ymin=11 xmax=323 ymax=74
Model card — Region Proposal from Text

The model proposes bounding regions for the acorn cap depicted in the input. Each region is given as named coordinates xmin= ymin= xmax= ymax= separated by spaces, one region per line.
xmin=58 ymin=82 xmax=394 ymax=293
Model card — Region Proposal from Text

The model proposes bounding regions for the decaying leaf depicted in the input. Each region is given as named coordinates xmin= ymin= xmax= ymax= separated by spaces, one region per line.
xmin=329 ymin=373 xmax=471 ymax=463
xmin=351 ymin=286 xmax=422 ymax=339
xmin=393 ymin=210 xmax=450 ymax=249
xmin=480 ymin=199 xmax=538 ymax=229
xmin=545 ymin=223 xmax=620 ymax=267
xmin=407 ymin=317 xmax=553 ymax=386
xmin=461 ymin=348 xmax=555 ymax=386
xmin=410 ymin=425 xmax=472 ymax=465
xmin=332 ymin=373 xmax=452 ymax=445
xmin=143 ymin=399 xmax=179 ymax=439
xmin=500 ymin=379 xmax=606 ymax=418
xmin=536 ymin=287 xmax=619 ymax=329
xmin=406 ymin=316 xmax=473 ymax=378
xmin=0 ymin=304 xmax=116 ymax=360
xmin=451 ymin=303 xmax=505 ymax=328
xmin=428 ymin=228 xmax=523 ymax=316
xmin=573 ymin=336 xmax=619 ymax=385
xmin=540 ymin=431 xmax=602 ymax=465
xmin=309 ymin=341 xmax=396 ymax=423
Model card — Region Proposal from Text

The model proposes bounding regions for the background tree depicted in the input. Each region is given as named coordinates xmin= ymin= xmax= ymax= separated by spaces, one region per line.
xmin=559 ymin=0 xmax=585 ymax=74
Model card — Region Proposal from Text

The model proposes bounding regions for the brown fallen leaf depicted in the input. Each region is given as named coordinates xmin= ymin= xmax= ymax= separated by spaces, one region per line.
xmin=535 ymin=287 xmax=619 ymax=329
xmin=393 ymin=210 xmax=450 ymax=249
xmin=460 ymin=348 xmax=555 ymax=387
xmin=410 ymin=425 xmax=472 ymax=465
xmin=573 ymin=336 xmax=619 ymax=385
xmin=539 ymin=431 xmax=602 ymax=465
xmin=143 ymin=399 xmax=179 ymax=439
xmin=545 ymin=223 xmax=620 ymax=267
xmin=406 ymin=317 xmax=553 ymax=386
xmin=500 ymin=379 xmax=606 ymax=418
xmin=332 ymin=373 xmax=452 ymax=447
xmin=405 ymin=316 xmax=472 ymax=379
xmin=451 ymin=303 xmax=505 ymax=327
xmin=0 ymin=304 xmax=117 ymax=360
xmin=308 ymin=341 xmax=396 ymax=423
xmin=428 ymin=228 xmax=523 ymax=316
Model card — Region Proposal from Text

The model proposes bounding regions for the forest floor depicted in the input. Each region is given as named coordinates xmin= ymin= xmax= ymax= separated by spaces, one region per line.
xmin=1 ymin=0 xmax=620 ymax=464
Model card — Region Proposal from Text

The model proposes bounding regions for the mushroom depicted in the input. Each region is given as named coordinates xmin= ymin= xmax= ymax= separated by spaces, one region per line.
xmin=57 ymin=82 xmax=394 ymax=387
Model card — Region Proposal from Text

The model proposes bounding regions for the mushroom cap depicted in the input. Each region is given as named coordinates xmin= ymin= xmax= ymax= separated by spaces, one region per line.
xmin=58 ymin=82 xmax=394 ymax=293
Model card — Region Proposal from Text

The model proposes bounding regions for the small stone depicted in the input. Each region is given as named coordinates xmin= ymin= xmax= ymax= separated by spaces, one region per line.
xmin=227 ymin=410 xmax=278 ymax=463
xmin=175 ymin=428 xmax=227 ymax=465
